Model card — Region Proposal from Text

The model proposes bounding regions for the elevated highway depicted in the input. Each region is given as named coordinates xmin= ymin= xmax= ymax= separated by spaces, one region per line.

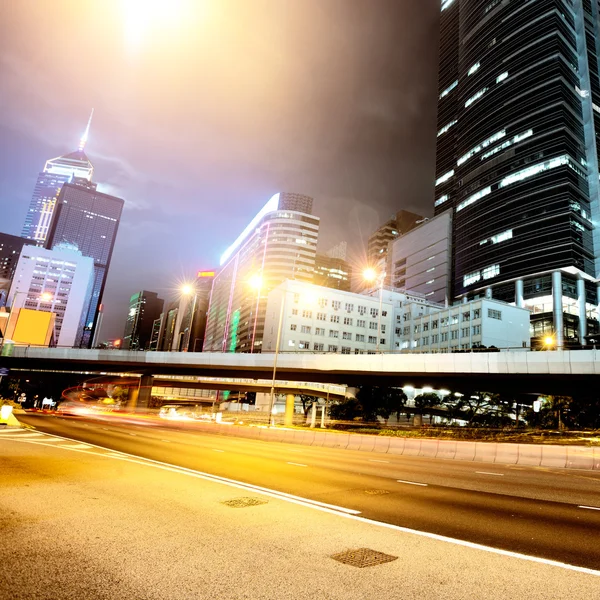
xmin=2 ymin=346 xmax=599 ymax=395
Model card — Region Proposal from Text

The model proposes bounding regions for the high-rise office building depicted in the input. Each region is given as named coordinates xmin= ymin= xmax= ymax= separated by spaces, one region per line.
xmin=0 ymin=233 xmax=28 ymax=307
xmin=123 ymin=290 xmax=164 ymax=350
xmin=22 ymin=112 xmax=94 ymax=244
xmin=45 ymin=179 xmax=124 ymax=347
xmin=7 ymin=243 xmax=94 ymax=347
xmin=204 ymin=192 xmax=319 ymax=352
xmin=435 ymin=0 xmax=600 ymax=347
xmin=390 ymin=210 xmax=452 ymax=305
xmin=313 ymin=254 xmax=352 ymax=292
xmin=367 ymin=210 xmax=423 ymax=285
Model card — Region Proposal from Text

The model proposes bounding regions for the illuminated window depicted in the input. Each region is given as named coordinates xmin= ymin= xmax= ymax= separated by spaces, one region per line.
xmin=467 ymin=62 xmax=480 ymax=76
xmin=434 ymin=195 xmax=449 ymax=207
xmin=464 ymin=271 xmax=481 ymax=286
xmin=496 ymin=71 xmax=508 ymax=83
xmin=439 ymin=80 xmax=458 ymax=99
xmin=465 ymin=88 xmax=488 ymax=108
xmin=441 ymin=0 xmax=455 ymax=11
xmin=456 ymin=186 xmax=491 ymax=212
xmin=480 ymin=129 xmax=533 ymax=161
xmin=457 ymin=131 xmax=506 ymax=166
xmin=437 ymin=120 xmax=457 ymax=137
xmin=435 ymin=170 xmax=455 ymax=186
xmin=482 ymin=264 xmax=500 ymax=280
xmin=499 ymin=155 xmax=574 ymax=188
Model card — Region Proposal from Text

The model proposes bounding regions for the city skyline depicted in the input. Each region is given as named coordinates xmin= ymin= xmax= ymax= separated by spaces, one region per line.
xmin=0 ymin=1 xmax=440 ymax=341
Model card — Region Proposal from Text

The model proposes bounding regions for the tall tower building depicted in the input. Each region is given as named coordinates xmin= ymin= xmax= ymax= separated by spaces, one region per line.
xmin=45 ymin=179 xmax=124 ymax=347
xmin=204 ymin=192 xmax=319 ymax=352
xmin=22 ymin=111 xmax=94 ymax=244
xmin=367 ymin=210 xmax=423 ymax=285
xmin=435 ymin=0 xmax=600 ymax=347
xmin=0 ymin=233 xmax=28 ymax=307
xmin=123 ymin=290 xmax=164 ymax=350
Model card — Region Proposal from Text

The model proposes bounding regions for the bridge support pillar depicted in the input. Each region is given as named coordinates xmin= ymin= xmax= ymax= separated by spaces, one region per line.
xmin=129 ymin=374 xmax=154 ymax=412
xmin=284 ymin=394 xmax=295 ymax=426
xmin=310 ymin=401 xmax=317 ymax=428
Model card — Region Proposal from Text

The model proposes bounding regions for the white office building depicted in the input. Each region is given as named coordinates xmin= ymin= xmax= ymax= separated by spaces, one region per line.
xmin=404 ymin=298 xmax=530 ymax=352
xmin=263 ymin=280 xmax=442 ymax=354
xmin=262 ymin=280 xmax=530 ymax=354
xmin=8 ymin=243 xmax=94 ymax=347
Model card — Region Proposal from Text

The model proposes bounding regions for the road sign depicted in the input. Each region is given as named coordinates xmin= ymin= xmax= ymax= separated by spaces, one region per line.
xmin=0 ymin=367 xmax=9 ymax=376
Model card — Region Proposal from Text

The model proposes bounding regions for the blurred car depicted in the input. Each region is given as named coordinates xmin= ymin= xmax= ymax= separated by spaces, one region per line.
xmin=158 ymin=404 xmax=214 ymax=421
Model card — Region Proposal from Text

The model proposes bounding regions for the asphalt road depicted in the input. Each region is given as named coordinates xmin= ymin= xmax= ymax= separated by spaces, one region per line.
xmin=2 ymin=426 xmax=600 ymax=600
xmin=16 ymin=413 xmax=600 ymax=572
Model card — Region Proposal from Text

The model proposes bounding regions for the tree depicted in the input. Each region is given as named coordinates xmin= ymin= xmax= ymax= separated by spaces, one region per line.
xmin=329 ymin=398 xmax=362 ymax=421
xmin=376 ymin=388 xmax=407 ymax=426
xmin=298 ymin=394 xmax=319 ymax=416
xmin=413 ymin=392 xmax=441 ymax=426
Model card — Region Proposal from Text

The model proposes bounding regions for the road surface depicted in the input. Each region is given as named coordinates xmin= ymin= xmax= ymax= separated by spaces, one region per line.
xmin=14 ymin=413 xmax=600 ymax=572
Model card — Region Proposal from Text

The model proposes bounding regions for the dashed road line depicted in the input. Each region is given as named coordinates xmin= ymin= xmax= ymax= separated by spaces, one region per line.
xmin=369 ymin=459 xmax=390 ymax=463
xmin=397 ymin=480 xmax=428 ymax=487
xmin=476 ymin=471 xmax=505 ymax=476
xmin=287 ymin=462 xmax=308 ymax=467
xmin=579 ymin=505 xmax=600 ymax=511
xmin=212 ymin=449 xmax=225 ymax=453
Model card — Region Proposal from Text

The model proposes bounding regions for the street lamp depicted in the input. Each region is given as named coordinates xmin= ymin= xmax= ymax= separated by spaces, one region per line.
xmin=363 ymin=267 xmax=385 ymax=352
xmin=267 ymin=286 xmax=315 ymax=426
xmin=543 ymin=335 xmax=555 ymax=350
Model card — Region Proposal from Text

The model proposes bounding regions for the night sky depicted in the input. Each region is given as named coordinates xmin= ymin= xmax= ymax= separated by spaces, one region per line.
xmin=0 ymin=0 xmax=440 ymax=340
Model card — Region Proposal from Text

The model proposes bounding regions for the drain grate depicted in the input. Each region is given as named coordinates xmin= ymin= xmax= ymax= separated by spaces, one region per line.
xmin=331 ymin=548 xmax=398 ymax=568
xmin=221 ymin=497 xmax=268 ymax=508
xmin=364 ymin=489 xmax=390 ymax=496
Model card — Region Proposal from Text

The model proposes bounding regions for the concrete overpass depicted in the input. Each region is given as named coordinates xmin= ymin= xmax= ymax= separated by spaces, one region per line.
xmin=2 ymin=347 xmax=599 ymax=398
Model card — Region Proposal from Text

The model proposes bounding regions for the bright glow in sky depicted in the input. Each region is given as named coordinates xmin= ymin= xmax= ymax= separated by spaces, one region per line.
xmin=121 ymin=0 xmax=194 ymax=49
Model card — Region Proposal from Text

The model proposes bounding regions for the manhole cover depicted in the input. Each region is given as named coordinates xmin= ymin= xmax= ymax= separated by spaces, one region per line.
xmin=331 ymin=548 xmax=398 ymax=568
xmin=364 ymin=489 xmax=390 ymax=495
xmin=221 ymin=497 xmax=268 ymax=508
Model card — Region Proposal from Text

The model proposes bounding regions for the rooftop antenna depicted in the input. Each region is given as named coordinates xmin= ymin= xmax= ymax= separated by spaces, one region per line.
xmin=78 ymin=108 xmax=94 ymax=151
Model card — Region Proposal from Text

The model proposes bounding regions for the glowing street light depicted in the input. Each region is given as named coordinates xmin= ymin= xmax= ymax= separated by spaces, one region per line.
xmin=543 ymin=335 xmax=555 ymax=349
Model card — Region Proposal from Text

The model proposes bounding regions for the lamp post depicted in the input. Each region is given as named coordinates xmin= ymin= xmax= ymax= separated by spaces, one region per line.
xmin=267 ymin=291 xmax=286 ymax=427
xmin=363 ymin=267 xmax=385 ymax=352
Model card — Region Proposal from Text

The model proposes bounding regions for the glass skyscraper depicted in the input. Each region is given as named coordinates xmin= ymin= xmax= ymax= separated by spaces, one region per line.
xmin=22 ymin=113 xmax=94 ymax=244
xmin=45 ymin=179 xmax=124 ymax=347
xmin=204 ymin=192 xmax=319 ymax=353
xmin=435 ymin=0 xmax=600 ymax=347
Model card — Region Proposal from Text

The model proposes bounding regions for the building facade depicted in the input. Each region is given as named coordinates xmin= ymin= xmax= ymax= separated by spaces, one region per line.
xmin=404 ymin=297 xmax=530 ymax=352
xmin=435 ymin=0 xmax=600 ymax=347
xmin=313 ymin=253 xmax=352 ymax=292
xmin=123 ymin=290 xmax=164 ymax=350
xmin=45 ymin=179 xmax=124 ymax=346
xmin=204 ymin=192 xmax=319 ymax=353
xmin=0 ymin=233 xmax=28 ymax=307
xmin=390 ymin=210 xmax=452 ymax=304
xmin=22 ymin=114 xmax=95 ymax=244
xmin=7 ymin=243 xmax=94 ymax=347
xmin=367 ymin=210 xmax=423 ymax=285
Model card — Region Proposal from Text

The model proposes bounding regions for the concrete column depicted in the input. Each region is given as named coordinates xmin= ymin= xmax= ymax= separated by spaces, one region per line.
xmin=577 ymin=278 xmax=587 ymax=344
xmin=284 ymin=394 xmax=295 ymax=426
xmin=129 ymin=374 xmax=154 ymax=412
xmin=485 ymin=287 xmax=492 ymax=299
xmin=462 ymin=296 xmax=468 ymax=304
xmin=552 ymin=271 xmax=564 ymax=349
xmin=515 ymin=279 xmax=524 ymax=308
xmin=310 ymin=401 xmax=317 ymax=428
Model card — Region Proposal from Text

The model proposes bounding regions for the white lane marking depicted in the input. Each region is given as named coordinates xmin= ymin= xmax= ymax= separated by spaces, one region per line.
xmin=397 ymin=479 xmax=428 ymax=487
xmin=579 ymin=505 xmax=600 ymax=511
xmin=161 ymin=440 xmax=171 ymax=443
xmin=212 ymin=449 xmax=225 ymax=453
xmin=61 ymin=443 xmax=93 ymax=449
xmin=369 ymin=459 xmax=390 ymax=463
xmin=13 ymin=433 xmax=600 ymax=577
xmin=476 ymin=471 xmax=504 ymax=477
xmin=2 ymin=432 xmax=45 ymax=438
xmin=287 ymin=462 xmax=308 ymax=467
xmin=129 ymin=433 xmax=137 ymax=436
xmin=8 ymin=432 xmax=361 ymax=516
